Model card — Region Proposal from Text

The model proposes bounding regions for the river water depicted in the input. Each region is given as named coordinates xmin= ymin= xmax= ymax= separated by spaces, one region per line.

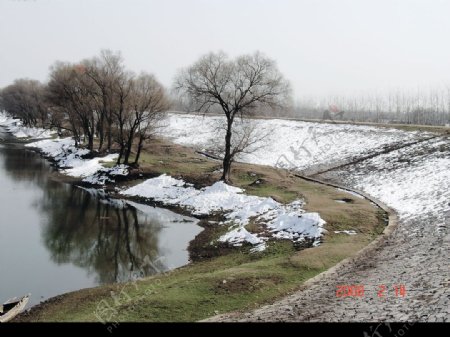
xmin=0 ymin=128 xmax=202 ymax=307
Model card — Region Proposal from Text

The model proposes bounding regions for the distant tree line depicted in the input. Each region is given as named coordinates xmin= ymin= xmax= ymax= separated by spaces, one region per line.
xmin=0 ymin=50 xmax=170 ymax=166
xmin=175 ymin=87 xmax=450 ymax=127
xmin=292 ymin=90 xmax=450 ymax=126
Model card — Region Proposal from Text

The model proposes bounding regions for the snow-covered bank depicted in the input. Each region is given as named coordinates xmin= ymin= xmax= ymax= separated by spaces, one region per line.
xmin=1 ymin=115 xmax=326 ymax=252
xmin=328 ymin=137 xmax=450 ymax=221
xmin=0 ymin=113 xmax=120 ymax=183
xmin=83 ymin=165 xmax=129 ymax=185
xmin=160 ymin=114 xmax=427 ymax=172
xmin=0 ymin=112 xmax=54 ymax=139
xmin=121 ymin=174 xmax=325 ymax=251
xmin=24 ymin=137 xmax=125 ymax=184
xmin=0 ymin=113 xmax=129 ymax=186
xmin=161 ymin=114 xmax=449 ymax=223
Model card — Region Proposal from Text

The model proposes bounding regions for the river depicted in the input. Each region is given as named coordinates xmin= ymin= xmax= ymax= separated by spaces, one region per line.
xmin=0 ymin=127 xmax=202 ymax=308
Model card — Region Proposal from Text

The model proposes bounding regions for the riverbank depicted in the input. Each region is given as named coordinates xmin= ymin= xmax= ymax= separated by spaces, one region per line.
xmin=3 ymin=140 xmax=385 ymax=322
xmin=0 ymin=113 xmax=386 ymax=322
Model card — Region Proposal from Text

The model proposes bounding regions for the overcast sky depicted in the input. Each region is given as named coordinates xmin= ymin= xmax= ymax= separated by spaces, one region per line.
xmin=1 ymin=0 xmax=450 ymax=99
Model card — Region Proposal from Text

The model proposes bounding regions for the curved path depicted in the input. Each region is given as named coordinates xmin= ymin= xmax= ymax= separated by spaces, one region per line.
xmin=205 ymin=136 xmax=450 ymax=322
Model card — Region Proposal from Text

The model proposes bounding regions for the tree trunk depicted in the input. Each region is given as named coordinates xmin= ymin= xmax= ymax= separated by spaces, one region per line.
xmin=220 ymin=119 xmax=233 ymax=183
xmin=88 ymin=130 xmax=94 ymax=151
xmin=98 ymin=112 xmax=105 ymax=151
xmin=134 ymin=136 xmax=144 ymax=165
xmin=107 ymin=122 xmax=112 ymax=151
xmin=72 ymin=127 xmax=80 ymax=148
xmin=124 ymin=137 xmax=133 ymax=165
xmin=117 ymin=142 xmax=124 ymax=165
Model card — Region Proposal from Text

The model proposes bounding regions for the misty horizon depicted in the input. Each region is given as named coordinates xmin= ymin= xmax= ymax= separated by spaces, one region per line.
xmin=1 ymin=0 xmax=450 ymax=100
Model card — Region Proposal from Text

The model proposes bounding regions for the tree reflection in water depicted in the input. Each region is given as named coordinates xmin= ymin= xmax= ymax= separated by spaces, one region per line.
xmin=0 ymin=144 xmax=52 ymax=187
xmin=0 ymin=136 xmax=202 ymax=306
xmin=0 ymin=139 xmax=200 ymax=287
xmin=40 ymin=186 xmax=166 ymax=284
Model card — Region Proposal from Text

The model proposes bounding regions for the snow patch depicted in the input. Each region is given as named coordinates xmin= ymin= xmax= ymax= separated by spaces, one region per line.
xmin=0 ymin=112 xmax=55 ymax=139
xmin=25 ymin=137 xmax=122 ymax=180
xmin=64 ymin=153 xmax=118 ymax=177
xmin=121 ymin=174 xmax=325 ymax=250
xmin=83 ymin=165 xmax=129 ymax=185
xmin=334 ymin=230 xmax=357 ymax=235
xmin=218 ymin=227 xmax=263 ymax=246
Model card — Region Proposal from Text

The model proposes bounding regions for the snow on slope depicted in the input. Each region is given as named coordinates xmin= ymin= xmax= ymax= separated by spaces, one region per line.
xmin=160 ymin=113 xmax=425 ymax=171
xmin=327 ymin=137 xmax=450 ymax=221
xmin=121 ymin=174 xmax=325 ymax=251
xmin=161 ymin=114 xmax=450 ymax=223
xmin=25 ymin=138 xmax=119 ymax=179
xmin=0 ymin=112 xmax=54 ymax=139
xmin=0 ymin=114 xmax=126 ymax=184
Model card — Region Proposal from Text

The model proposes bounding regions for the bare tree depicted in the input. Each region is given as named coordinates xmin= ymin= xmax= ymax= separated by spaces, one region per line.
xmin=82 ymin=50 xmax=125 ymax=151
xmin=47 ymin=62 xmax=97 ymax=150
xmin=106 ymin=72 xmax=170 ymax=166
xmin=3 ymin=51 xmax=171 ymax=165
xmin=111 ymin=70 xmax=134 ymax=165
xmin=209 ymin=118 xmax=272 ymax=169
xmin=0 ymin=79 xmax=48 ymax=127
xmin=132 ymin=73 xmax=171 ymax=165
xmin=174 ymin=51 xmax=291 ymax=182
xmin=47 ymin=62 xmax=82 ymax=145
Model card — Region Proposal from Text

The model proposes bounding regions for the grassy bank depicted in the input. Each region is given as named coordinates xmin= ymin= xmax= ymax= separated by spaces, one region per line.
xmin=17 ymin=137 xmax=386 ymax=322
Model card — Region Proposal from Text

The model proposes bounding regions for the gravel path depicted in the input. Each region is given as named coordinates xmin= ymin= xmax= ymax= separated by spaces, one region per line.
xmin=206 ymin=135 xmax=450 ymax=322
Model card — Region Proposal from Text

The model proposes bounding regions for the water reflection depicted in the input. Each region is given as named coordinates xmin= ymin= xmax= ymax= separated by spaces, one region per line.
xmin=40 ymin=187 xmax=165 ymax=283
xmin=0 ymin=130 xmax=202 ymax=305
xmin=0 ymin=143 xmax=52 ymax=187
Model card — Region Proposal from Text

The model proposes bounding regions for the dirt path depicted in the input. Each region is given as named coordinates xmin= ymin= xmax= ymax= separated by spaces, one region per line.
xmin=206 ymin=136 xmax=450 ymax=322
